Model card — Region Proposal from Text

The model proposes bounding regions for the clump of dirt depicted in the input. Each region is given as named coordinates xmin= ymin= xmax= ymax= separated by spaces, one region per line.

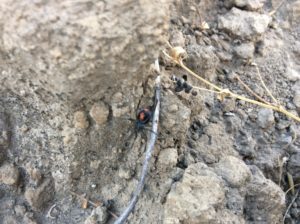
xmin=1 ymin=0 xmax=300 ymax=224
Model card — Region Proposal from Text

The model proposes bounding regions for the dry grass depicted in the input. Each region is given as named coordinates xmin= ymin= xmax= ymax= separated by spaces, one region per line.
xmin=163 ymin=45 xmax=300 ymax=123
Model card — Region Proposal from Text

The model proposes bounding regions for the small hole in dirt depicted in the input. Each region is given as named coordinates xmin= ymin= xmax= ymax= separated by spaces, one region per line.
xmin=205 ymin=102 xmax=211 ymax=108
xmin=176 ymin=157 xmax=188 ymax=169
xmin=125 ymin=142 xmax=130 ymax=147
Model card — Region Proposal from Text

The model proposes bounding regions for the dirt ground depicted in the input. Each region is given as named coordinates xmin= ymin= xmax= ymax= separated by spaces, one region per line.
xmin=1 ymin=0 xmax=300 ymax=223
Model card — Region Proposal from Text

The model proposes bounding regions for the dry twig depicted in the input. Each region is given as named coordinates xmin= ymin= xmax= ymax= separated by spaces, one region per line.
xmin=46 ymin=204 xmax=57 ymax=219
xmin=252 ymin=63 xmax=278 ymax=105
xmin=283 ymin=189 xmax=299 ymax=222
xmin=287 ymin=172 xmax=295 ymax=195
xmin=235 ymin=74 xmax=270 ymax=105
xmin=277 ymin=156 xmax=289 ymax=186
xmin=285 ymin=183 xmax=300 ymax=195
xmin=114 ymin=60 xmax=161 ymax=224
xmin=163 ymin=46 xmax=300 ymax=122
xmin=269 ymin=0 xmax=286 ymax=16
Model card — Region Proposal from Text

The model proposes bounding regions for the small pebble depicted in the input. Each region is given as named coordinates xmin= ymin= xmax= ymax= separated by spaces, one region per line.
xmin=157 ymin=148 xmax=178 ymax=171
xmin=169 ymin=30 xmax=185 ymax=47
xmin=218 ymin=8 xmax=271 ymax=40
xmin=257 ymin=108 xmax=274 ymax=129
xmin=168 ymin=104 xmax=179 ymax=112
xmin=14 ymin=204 xmax=27 ymax=217
xmin=0 ymin=163 xmax=20 ymax=186
xmin=112 ymin=92 xmax=123 ymax=103
xmin=234 ymin=42 xmax=255 ymax=60
xmin=73 ymin=111 xmax=89 ymax=129
xmin=89 ymin=103 xmax=109 ymax=125
xmin=232 ymin=0 xmax=264 ymax=11
xmin=84 ymin=206 xmax=108 ymax=224
xmin=222 ymin=98 xmax=236 ymax=112
xmin=118 ymin=167 xmax=133 ymax=180
xmin=227 ymin=72 xmax=238 ymax=82
xmin=90 ymin=160 xmax=101 ymax=170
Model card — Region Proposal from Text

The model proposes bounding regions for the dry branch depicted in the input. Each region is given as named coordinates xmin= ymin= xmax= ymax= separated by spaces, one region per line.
xmin=235 ymin=74 xmax=270 ymax=105
xmin=252 ymin=63 xmax=278 ymax=105
xmin=114 ymin=60 xmax=161 ymax=224
xmin=163 ymin=47 xmax=300 ymax=122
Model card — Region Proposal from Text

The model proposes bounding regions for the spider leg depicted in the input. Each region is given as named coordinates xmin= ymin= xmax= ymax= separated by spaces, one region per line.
xmin=140 ymin=129 xmax=148 ymax=145
xmin=143 ymin=127 xmax=158 ymax=136
xmin=118 ymin=116 xmax=136 ymax=122
xmin=124 ymin=127 xmax=138 ymax=149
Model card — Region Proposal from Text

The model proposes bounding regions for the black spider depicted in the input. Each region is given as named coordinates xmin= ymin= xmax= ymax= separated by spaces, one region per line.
xmin=123 ymin=94 xmax=157 ymax=149
xmin=135 ymin=107 xmax=152 ymax=131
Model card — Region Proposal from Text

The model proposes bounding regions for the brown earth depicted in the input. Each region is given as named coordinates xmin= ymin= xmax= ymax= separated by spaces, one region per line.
xmin=0 ymin=0 xmax=300 ymax=224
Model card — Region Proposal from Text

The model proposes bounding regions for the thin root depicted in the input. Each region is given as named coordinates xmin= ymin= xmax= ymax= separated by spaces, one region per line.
xmin=277 ymin=156 xmax=289 ymax=187
xmin=283 ymin=189 xmax=299 ymax=222
xmin=269 ymin=0 xmax=286 ymax=16
xmin=252 ymin=63 xmax=279 ymax=105
xmin=285 ymin=183 xmax=300 ymax=195
xmin=47 ymin=204 xmax=57 ymax=219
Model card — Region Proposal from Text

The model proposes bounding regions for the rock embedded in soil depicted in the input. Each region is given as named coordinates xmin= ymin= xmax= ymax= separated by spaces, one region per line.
xmin=169 ymin=30 xmax=185 ymax=47
xmin=185 ymin=44 xmax=219 ymax=82
xmin=245 ymin=166 xmax=285 ymax=223
xmin=234 ymin=42 xmax=255 ymax=60
xmin=285 ymin=66 xmax=300 ymax=81
xmin=214 ymin=156 xmax=251 ymax=187
xmin=73 ymin=111 xmax=89 ymax=129
xmin=164 ymin=162 xmax=225 ymax=223
xmin=226 ymin=188 xmax=245 ymax=215
xmin=222 ymin=98 xmax=236 ymax=112
xmin=216 ymin=51 xmax=233 ymax=62
xmin=257 ymin=108 xmax=275 ymax=129
xmin=0 ymin=163 xmax=19 ymax=186
xmin=24 ymin=178 xmax=55 ymax=210
xmin=160 ymin=92 xmax=191 ymax=141
xmin=84 ymin=206 xmax=108 ymax=224
xmin=118 ymin=166 xmax=134 ymax=180
xmin=14 ymin=204 xmax=27 ymax=217
xmin=89 ymin=103 xmax=109 ymax=125
xmin=218 ymin=7 xmax=271 ymax=40
xmin=157 ymin=148 xmax=178 ymax=171
xmin=230 ymin=0 xmax=264 ymax=11
xmin=195 ymin=122 xmax=238 ymax=163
